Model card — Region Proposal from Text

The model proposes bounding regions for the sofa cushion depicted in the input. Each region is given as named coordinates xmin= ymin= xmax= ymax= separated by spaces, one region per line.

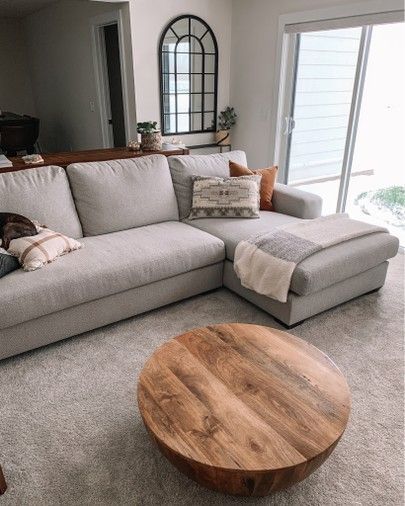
xmin=0 ymin=166 xmax=83 ymax=238
xmin=67 ymin=155 xmax=179 ymax=236
xmin=289 ymin=232 xmax=399 ymax=295
xmin=168 ymin=150 xmax=247 ymax=220
xmin=187 ymin=212 xmax=299 ymax=260
xmin=0 ymin=221 xmax=224 ymax=329
xmin=188 ymin=212 xmax=399 ymax=295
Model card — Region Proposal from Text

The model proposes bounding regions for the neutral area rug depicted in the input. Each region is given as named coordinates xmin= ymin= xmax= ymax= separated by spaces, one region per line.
xmin=0 ymin=254 xmax=403 ymax=506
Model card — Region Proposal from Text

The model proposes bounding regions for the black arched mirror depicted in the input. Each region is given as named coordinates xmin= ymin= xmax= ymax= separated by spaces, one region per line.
xmin=159 ymin=15 xmax=218 ymax=135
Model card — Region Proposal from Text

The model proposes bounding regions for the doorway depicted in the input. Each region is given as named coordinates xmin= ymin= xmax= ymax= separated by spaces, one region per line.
xmin=92 ymin=12 xmax=129 ymax=148
xmin=278 ymin=19 xmax=404 ymax=245
xmin=103 ymin=23 xmax=126 ymax=147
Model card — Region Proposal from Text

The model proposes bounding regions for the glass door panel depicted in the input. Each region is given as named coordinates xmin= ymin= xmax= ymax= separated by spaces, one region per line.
xmin=286 ymin=27 xmax=363 ymax=214
xmin=345 ymin=22 xmax=405 ymax=246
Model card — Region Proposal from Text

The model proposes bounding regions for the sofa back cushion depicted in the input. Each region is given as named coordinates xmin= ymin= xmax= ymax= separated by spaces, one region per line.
xmin=67 ymin=155 xmax=179 ymax=236
xmin=0 ymin=166 xmax=83 ymax=238
xmin=168 ymin=150 xmax=248 ymax=219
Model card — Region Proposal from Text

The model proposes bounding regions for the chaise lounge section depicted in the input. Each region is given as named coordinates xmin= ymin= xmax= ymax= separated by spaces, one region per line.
xmin=171 ymin=151 xmax=399 ymax=327
xmin=188 ymin=216 xmax=397 ymax=327
xmin=0 ymin=151 xmax=399 ymax=360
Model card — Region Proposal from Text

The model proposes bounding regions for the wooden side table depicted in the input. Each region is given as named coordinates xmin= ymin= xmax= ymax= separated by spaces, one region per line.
xmin=0 ymin=465 xmax=6 ymax=495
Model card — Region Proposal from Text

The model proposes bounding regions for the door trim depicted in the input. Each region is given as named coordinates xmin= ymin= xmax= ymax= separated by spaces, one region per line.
xmin=90 ymin=10 xmax=131 ymax=148
xmin=282 ymin=33 xmax=300 ymax=185
xmin=336 ymin=26 xmax=372 ymax=212
xmin=273 ymin=32 xmax=299 ymax=184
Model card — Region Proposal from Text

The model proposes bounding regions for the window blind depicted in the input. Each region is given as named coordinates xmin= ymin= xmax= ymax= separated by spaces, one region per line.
xmin=284 ymin=10 xmax=404 ymax=33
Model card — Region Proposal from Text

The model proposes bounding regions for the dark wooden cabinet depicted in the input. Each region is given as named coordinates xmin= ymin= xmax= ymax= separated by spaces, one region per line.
xmin=0 ymin=112 xmax=39 ymax=156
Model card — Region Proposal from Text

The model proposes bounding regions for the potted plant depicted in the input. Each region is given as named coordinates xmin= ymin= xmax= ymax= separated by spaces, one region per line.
xmin=215 ymin=107 xmax=237 ymax=146
xmin=137 ymin=121 xmax=162 ymax=151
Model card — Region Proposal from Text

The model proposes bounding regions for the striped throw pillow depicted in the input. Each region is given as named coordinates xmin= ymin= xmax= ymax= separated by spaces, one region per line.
xmin=8 ymin=227 xmax=82 ymax=271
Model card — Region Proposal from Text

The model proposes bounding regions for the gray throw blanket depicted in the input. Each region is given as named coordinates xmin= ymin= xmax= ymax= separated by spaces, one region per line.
xmin=234 ymin=214 xmax=387 ymax=303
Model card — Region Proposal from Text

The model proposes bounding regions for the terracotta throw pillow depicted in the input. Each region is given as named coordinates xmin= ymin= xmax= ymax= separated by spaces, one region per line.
xmin=229 ymin=161 xmax=278 ymax=211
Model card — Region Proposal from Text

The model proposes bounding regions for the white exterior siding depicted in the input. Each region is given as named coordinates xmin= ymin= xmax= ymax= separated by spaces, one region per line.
xmin=288 ymin=27 xmax=362 ymax=183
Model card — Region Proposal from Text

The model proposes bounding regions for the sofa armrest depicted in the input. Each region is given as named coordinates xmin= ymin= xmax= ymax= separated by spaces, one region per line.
xmin=272 ymin=183 xmax=322 ymax=219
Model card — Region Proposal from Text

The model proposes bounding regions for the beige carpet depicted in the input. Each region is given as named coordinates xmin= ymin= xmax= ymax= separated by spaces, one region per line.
xmin=0 ymin=253 xmax=403 ymax=506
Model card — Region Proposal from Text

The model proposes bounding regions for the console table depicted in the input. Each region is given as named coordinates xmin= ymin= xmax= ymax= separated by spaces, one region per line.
xmin=1 ymin=146 xmax=189 ymax=173
xmin=188 ymin=142 xmax=232 ymax=153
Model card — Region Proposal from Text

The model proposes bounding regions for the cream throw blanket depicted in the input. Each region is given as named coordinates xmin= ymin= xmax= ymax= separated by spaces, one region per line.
xmin=234 ymin=214 xmax=387 ymax=303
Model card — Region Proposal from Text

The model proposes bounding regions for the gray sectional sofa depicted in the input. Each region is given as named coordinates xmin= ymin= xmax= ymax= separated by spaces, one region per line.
xmin=0 ymin=151 xmax=399 ymax=360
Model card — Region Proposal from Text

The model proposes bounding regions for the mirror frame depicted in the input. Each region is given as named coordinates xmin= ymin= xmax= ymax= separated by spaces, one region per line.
xmin=159 ymin=15 xmax=219 ymax=135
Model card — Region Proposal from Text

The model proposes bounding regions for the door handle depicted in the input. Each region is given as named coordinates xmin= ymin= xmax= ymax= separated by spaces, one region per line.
xmin=283 ymin=117 xmax=296 ymax=135
xmin=289 ymin=118 xmax=296 ymax=133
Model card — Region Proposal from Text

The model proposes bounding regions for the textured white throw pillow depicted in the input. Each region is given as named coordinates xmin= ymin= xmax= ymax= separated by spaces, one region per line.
xmin=8 ymin=227 xmax=83 ymax=271
xmin=188 ymin=175 xmax=262 ymax=219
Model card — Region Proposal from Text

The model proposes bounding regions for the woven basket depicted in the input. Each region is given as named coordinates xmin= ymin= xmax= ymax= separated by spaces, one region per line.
xmin=141 ymin=131 xmax=162 ymax=151
xmin=215 ymin=129 xmax=231 ymax=146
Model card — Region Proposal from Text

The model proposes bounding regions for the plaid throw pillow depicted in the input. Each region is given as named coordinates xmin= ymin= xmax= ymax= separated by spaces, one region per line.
xmin=8 ymin=227 xmax=82 ymax=271
xmin=188 ymin=175 xmax=261 ymax=220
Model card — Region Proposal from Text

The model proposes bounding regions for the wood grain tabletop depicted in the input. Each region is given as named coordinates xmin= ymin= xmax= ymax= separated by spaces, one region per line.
xmin=138 ymin=323 xmax=351 ymax=496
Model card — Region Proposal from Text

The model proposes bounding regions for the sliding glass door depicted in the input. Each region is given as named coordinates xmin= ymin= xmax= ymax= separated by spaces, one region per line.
xmin=280 ymin=18 xmax=404 ymax=244
xmin=345 ymin=22 xmax=405 ymax=245
xmin=284 ymin=26 xmax=369 ymax=214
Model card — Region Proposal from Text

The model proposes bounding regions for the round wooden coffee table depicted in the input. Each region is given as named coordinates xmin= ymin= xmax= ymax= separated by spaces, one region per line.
xmin=137 ymin=323 xmax=351 ymax=496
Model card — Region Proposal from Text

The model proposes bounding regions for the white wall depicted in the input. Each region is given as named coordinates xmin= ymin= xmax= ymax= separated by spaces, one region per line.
xmin=24 ymin=0 xmax=136 ymax=152
xmin=129 ymin=0 xmax=233 ymax=145
xmin=230 ymin=0 xmax=402 ymax=167
xmin=6 ymin=0 xmax=396 ymax=159
xmin=0 ymin=18 xmax=36 ymax=116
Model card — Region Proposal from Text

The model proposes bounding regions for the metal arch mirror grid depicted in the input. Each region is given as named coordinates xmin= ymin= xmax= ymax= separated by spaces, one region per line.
xmin=159 ymin=15 xmax=219 ymax=135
